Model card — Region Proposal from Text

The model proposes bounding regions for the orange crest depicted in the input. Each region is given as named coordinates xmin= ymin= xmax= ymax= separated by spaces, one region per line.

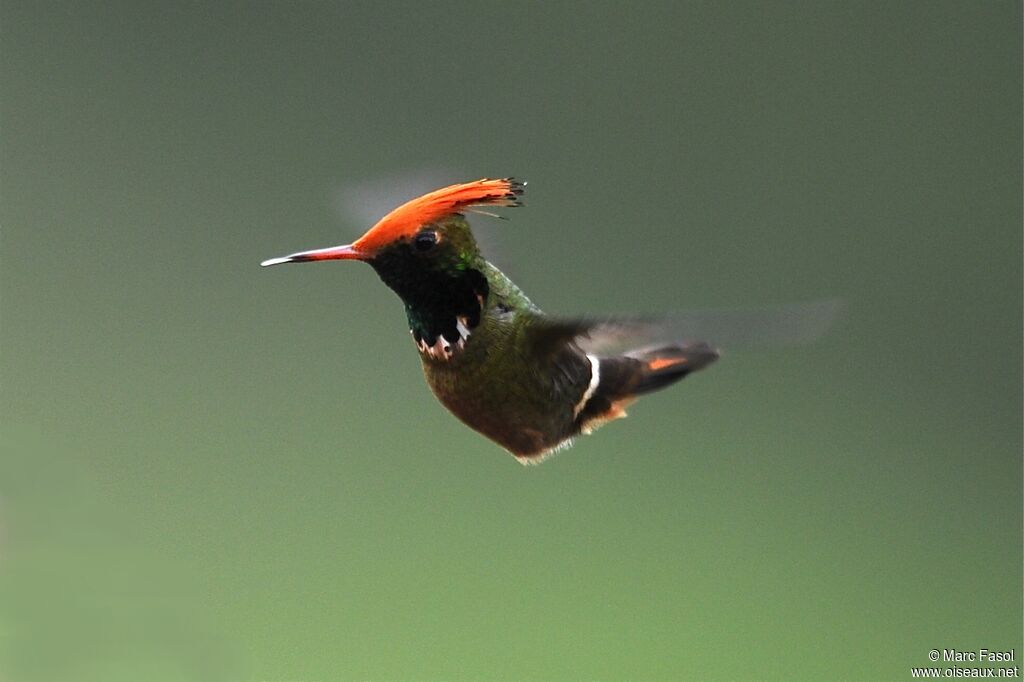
xmin=352 ymin=178 xmax=524 ymax=253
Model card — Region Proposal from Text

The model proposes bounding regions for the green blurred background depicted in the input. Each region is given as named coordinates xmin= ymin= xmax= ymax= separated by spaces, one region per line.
xmin=2 ymin=2 xmax=1020 ymax=680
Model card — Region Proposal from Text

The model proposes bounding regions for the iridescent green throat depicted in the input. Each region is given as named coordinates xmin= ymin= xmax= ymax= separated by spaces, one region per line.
xmin=368 ymin=241 xmax=490 ymax=347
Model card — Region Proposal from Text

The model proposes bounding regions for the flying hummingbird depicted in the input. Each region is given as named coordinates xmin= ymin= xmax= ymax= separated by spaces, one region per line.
xmin=261 ymin=178 xmax=718 ymax=464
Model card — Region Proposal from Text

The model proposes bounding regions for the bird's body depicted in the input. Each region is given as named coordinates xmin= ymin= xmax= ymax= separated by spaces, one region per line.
xmin=262 ymin=178 xmax=717 ymax=463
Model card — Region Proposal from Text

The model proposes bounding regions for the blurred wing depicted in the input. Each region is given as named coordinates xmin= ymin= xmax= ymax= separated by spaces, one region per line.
xmin=654 ymin=298 xmax=845 ymax=350
xmin=529 ymin=299 xmax=844 ymax=356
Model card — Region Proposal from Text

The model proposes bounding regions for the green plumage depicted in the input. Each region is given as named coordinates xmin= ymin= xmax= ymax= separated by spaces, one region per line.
xmin=421 ymin=259 xmax=593 ymax=459
xmin=366 ymin=215 xmax=715 ymax=462
xmin=262 ymin=179 xmax=718 ymax=463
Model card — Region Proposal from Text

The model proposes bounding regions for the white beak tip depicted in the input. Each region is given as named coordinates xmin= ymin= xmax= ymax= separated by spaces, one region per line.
xmin=260 ymin=256 xmax=292 ymax=267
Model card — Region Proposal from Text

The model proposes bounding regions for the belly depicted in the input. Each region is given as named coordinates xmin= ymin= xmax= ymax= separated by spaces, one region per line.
xmin=422 ymin=344 xmax=588 ymax=458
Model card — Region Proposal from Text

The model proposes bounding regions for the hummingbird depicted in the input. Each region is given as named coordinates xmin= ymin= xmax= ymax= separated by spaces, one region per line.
xmin=261 ymin=178 xmax=718 ymax=464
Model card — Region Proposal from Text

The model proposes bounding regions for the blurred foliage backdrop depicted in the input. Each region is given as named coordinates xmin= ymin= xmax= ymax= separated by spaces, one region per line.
xmin=1 ymin=2 xmax=1020 ymax=680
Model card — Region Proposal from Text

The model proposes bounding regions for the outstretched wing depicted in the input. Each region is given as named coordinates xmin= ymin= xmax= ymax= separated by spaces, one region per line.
xmin=525 ymin=298 xmax=844 ymax=357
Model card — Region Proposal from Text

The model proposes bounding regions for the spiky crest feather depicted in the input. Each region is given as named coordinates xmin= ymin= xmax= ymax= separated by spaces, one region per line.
xmin=352 ymin=178 xmax=524 ymax=253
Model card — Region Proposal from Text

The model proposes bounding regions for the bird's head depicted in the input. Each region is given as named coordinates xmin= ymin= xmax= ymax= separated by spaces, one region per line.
xmin=262 ymin=177 xmax=524 ymax=357
xmin=261 ymin=178 xmax=523 ymax=304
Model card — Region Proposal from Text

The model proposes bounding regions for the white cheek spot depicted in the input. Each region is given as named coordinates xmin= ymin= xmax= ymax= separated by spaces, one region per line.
xmin=456 ymin=316 xmax=471 ymax=340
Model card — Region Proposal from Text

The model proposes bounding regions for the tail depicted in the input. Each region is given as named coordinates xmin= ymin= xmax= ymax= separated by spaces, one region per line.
xmin=621 ymin=342 xmax=719 ymax=393
xmin=574 ymin=342 xmax=719 ymax=434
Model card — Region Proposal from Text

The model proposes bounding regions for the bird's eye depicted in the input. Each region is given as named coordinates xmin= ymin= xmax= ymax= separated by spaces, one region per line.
xmin=414 ymin=229 xmax=438 ymax=252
